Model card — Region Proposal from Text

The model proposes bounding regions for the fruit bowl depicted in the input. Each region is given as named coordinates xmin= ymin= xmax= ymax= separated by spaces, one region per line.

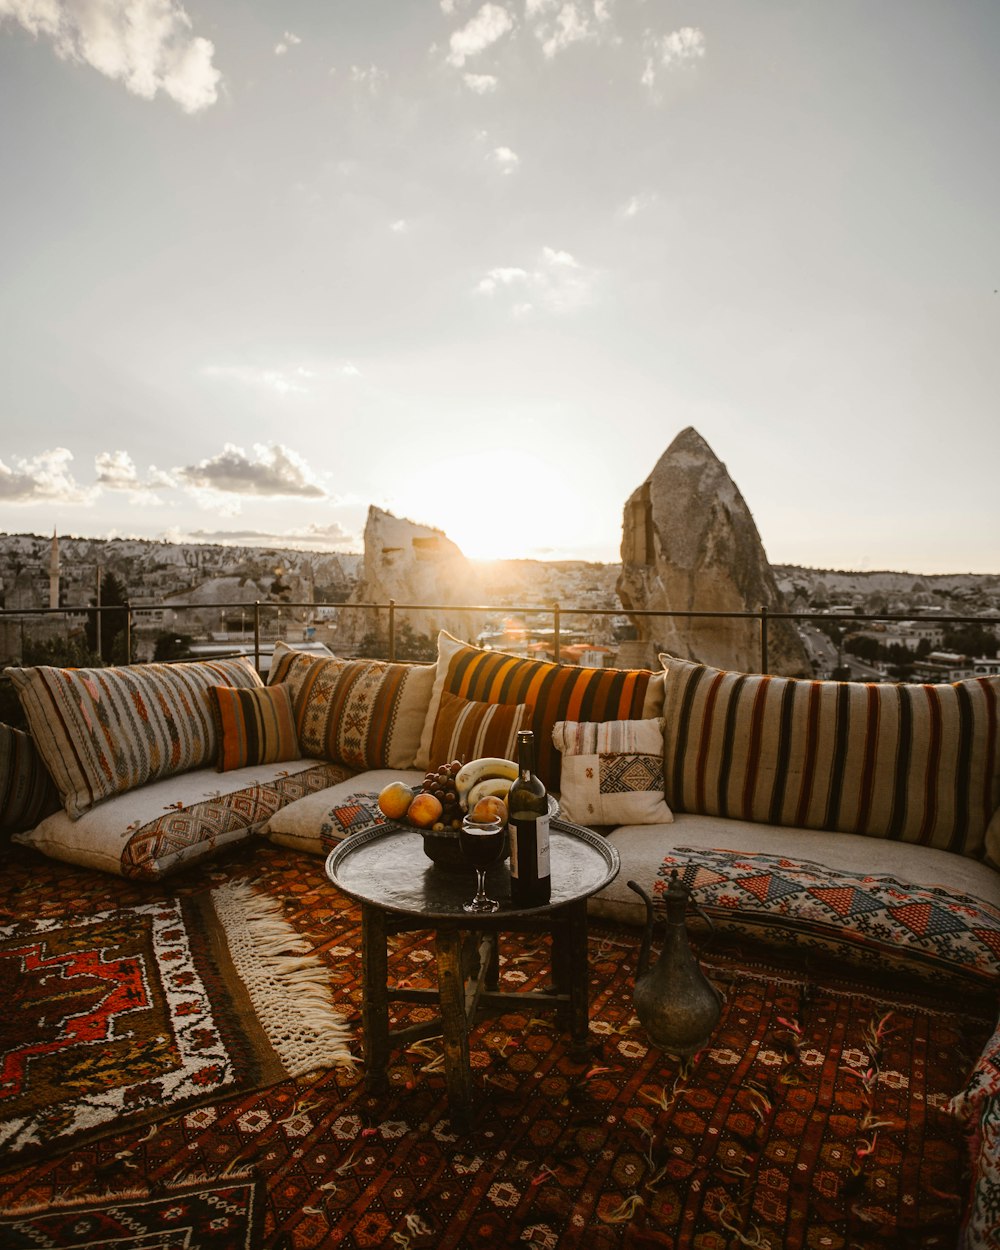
xmin=420 ymin=826 xmax=510 ymax=872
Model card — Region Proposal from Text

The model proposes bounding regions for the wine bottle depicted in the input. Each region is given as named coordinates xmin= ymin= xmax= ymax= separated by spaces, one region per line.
xmin=507 ymin=729 xmax=551 ymax=906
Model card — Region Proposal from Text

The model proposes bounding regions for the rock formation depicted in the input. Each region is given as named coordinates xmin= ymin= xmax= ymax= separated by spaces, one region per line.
xmin=336 ymin=506 xmax=483 ymax=655
xmin=617 ymin=427 xmax=812 ymax=676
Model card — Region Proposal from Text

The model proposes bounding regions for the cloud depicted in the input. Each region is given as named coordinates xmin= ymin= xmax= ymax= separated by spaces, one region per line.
xmin=201 ymin=364 xmax=314 ymax=394
xmin=0 ymin=448 xmax=97 ymax=504
xmin=526 ymin=1 xmax=611 ymax=59
xmin=619 ymin=190 xmax=658 ymax=218
xmin=181 ymin=521 xmax=357 ymax=549
xmin=463 ymin=71 xmax=498 ymax=93
xmin=389 ymin=219 xmax=408 ymax=234
xmin=274 ymin=31 xmax=301 ymax=55
xmin=490 ymin=145 xmax=519 ymax=173
xmin=177 ymin=444 xmax=326 ymax=499
xmin=446 ymin=3 xmax=514 ymax=68
xmin=642 ymin=25 xmax=705 ymax=89
xmin=476 ymin=246 xmax=595 ymax=313
xmin=0 ymin=0 xmax=221 ymax=113
xmin=95 ymin=450 xmax=175 ymax=502
xmin=350 ymin=63 xmax=387 ymax=93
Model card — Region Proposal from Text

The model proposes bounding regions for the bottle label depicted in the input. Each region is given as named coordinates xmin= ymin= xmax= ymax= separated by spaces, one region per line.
xmin=509 ymin=815 xmax=551 ymax=881
xmin=535 ymin=813 xmax=550 ymax=878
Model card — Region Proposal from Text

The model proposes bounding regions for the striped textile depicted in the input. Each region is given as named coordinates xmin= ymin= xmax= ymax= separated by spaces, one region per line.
xmin=5 ymin=657 xmax=264 ymax=820
xmin=0 ymin=723 xmax=61 ymax=834
xmin=660 ymin=656 xmax=1000 ymax=859
xmin=428 ymin=691 xmax=530 ymax=767
xmin=417 ymin=632 xmax=664 ymax=790
xmin=208 ymin=684 xmax=300 ymax=772
xmin=268 ymin=642 xmax=434 ymax=771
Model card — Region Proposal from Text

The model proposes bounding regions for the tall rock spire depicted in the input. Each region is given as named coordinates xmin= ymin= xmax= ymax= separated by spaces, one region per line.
xmin=617 ymin=427 xmax=811 ymax=676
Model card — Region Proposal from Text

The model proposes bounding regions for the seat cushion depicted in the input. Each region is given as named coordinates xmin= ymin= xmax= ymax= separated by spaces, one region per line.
xmin=268 ymin=642 xmax=434 ymax=771
xmin=660 ymin=655 xmax=1000 ymax=860
xmin=5 ymin=657 xmax=264 ymax=819
xmin=264 ymin=768 xmax=425 ymax=856
xmin=12 ymin=758 xmax=351 ymax=880
xmin=417 ymin=631 xmax=665 ymax=788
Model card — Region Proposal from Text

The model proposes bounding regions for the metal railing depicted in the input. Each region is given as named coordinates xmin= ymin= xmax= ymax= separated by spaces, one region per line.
xmin=1 ymin=598 xmax=995 ymax=675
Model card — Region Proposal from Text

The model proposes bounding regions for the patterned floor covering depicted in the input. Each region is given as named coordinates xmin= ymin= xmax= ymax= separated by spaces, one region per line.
xmin=0 ymin=838 xmax=993 ymax=1249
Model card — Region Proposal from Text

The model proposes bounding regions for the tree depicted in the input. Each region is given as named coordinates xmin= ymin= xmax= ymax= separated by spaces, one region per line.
xmin=941 ymin=625 xmax=998 ymax=657
xmin=85 ymin=571 xmax=130 ymax=664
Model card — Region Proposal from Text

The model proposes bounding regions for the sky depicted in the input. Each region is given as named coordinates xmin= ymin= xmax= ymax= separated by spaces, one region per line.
xmin=1 ymin=0 xmax=998 ymax=573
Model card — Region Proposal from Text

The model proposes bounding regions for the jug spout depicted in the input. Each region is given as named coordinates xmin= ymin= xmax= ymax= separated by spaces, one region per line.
xmin=627 ymin=879 xmax=655 ymax=980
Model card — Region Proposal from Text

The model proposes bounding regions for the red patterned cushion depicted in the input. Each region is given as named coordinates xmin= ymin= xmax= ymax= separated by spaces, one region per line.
xmin=658 ymin=846 xmax=1000 ymax=986
xmin=661 ymin=657 xmax=1000 ymax=860
xmin=428 ymin=691 xmax=530 ymax=767
xmin=208 ymin=684 xmax=300 ymax=772
xmin=268 ymin=643 xmax=433 ymax=771
xmin=418 ymin=632 xmax=664 ymax=789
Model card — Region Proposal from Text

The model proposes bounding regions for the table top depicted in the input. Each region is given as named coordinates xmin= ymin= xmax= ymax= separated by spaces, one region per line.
xmin=325 ymin=817 xmax=620 ymax=920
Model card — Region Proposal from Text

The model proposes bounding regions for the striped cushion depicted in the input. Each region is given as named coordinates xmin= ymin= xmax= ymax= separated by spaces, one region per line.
xmin=428 ymin=691 xmax=531 ymax=767
xmin=268 ymin=642 xmax=434 ymax=771
xmin=660 ymin=656 xmax=1000 ymax=859
xmin=0 ymin=722 xmax=61 ymax=834
xmin=5 ymin=657 xmax=264 ymax=819
xmin=417 ymin=632 xmax=665 ymax=789
xmin=208 ymin=683 xmax=300 ymax=772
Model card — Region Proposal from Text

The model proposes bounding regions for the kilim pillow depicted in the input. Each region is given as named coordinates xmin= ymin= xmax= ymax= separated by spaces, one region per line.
xmin=5 ymin=657 xmax=264 ymax=820
xmin=660 ymin=655 xmax=1000 ymax=859
xmin=0 ymin=722 xmax=61 ymax=834
xmin=417 ymin=631 xmax=665 ymax=789
xmin=208 ymin=683 xmax=301 ymax=772
xmin=552 ymin=718 xmax=673 ymax=827
xmin=428 ymin=691 xmax=531 ymax=767
xmin=267 ymin=641 xmax=435 ymax=771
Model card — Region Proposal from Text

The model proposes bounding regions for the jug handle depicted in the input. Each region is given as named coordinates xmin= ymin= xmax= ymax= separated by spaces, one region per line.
xmin=689 ymin=899 xmax=717 ymax=946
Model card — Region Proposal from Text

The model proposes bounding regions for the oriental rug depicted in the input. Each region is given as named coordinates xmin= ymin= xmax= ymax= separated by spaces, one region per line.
xmin=0 ymin=880 xmax=354 ymax=1162
xmin=0 ymin=842 xmax=994 ymax=1249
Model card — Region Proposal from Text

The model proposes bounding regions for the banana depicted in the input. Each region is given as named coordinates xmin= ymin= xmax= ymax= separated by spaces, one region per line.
xmin=466 ymin=777 xmax=514 ymax=810
xmin=455 ymin=757 xmax=518 ymax=806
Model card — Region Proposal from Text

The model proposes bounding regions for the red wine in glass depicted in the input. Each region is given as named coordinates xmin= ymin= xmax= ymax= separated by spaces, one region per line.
xmin=459 ymin=816 xmax=504 ymax=913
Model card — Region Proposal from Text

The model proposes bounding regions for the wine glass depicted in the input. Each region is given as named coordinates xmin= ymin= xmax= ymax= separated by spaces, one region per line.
xmin=459 ymin=815 xmax=505 ymax=913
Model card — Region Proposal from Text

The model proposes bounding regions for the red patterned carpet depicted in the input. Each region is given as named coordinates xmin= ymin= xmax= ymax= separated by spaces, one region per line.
xmin=0 ymin=838 xmax=992 ymax=1249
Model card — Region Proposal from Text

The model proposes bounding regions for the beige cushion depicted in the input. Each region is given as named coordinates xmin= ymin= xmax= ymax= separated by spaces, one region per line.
xmin=268 ymin=642 xmax=434 ymax=771
xmin=660 ymin=655 xmax=1000 ymax=860
xmin=6 ymin=657 xmax=264 ymax=819
xmin=552 ymin=718 xmax=672 ymax=827
xmin=417 ymin=631 xmax=666 ymax=787
xmin=264 ymin=768 xmax=425 ymax=856
xmin=12 ymin=758 xmax=347 ymax=879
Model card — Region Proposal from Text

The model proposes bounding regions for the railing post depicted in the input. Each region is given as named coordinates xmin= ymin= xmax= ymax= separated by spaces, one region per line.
xmin=126 ymin=601 xmax=133 ymax=662
xmin=760 ymin=604 xmax=769 ymax=675
xmin=388 ymin=599 xmax=396 ymax=662
xmin=254 ymin=601 xmax=261 ymax=673
xmin=553 ymin=602 xmax=561 ymax=663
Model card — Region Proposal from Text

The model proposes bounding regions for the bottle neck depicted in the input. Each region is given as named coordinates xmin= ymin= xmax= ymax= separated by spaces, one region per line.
xmin=517 ymin=733 xmax=534 ymax=780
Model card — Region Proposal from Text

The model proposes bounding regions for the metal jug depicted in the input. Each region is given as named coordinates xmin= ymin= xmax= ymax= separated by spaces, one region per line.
xmin=627 ymin=871 xmax=722 ymax=1058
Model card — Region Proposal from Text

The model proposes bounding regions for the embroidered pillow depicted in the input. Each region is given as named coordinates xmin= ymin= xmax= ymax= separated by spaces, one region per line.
xmin=552 ymin=718 xmax=672 ymax=826
xmin=417 ymin=631 xmax=665 ymax=789
xmin=267 ymin=642 xmax=435 ymax=771
xmin=5 ymin=657 xmax=264 ymax=819
xmin=0 ymin=722 xmax=61 ymax=834
xmin=208 ymin=683 xmax=300 ymax=772
xmin=660 ymin=656 xmax=1000 ymax=860
xmin=428 ymin=691 xmax=531 ymax=767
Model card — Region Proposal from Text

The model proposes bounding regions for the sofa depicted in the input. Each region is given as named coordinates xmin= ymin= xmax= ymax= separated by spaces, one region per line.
xmin=3 ymin=632 xmax=1000 ymax=1244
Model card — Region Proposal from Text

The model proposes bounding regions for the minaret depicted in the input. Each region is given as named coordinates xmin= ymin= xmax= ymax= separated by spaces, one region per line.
xmin=49 ymin=528 xmax=60 ymax=609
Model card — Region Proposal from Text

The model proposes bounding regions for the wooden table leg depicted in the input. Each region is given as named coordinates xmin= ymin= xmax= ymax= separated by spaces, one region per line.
xmin=435 ymin=927 xmax=473 ymax=1133
xmin=552 ymin=902 xmax=591 ymax=1058
xmin=361 ymin=902 xmax=390 ymax=1094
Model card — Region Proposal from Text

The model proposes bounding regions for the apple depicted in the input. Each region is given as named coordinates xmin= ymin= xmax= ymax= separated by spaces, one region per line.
xmin=471 ymin=796 xmax=508 ymax=824
xmin=378 ymin=781 xmax=415 ymax=820
xmin=407 ymin=792 xmax=444 ymax=829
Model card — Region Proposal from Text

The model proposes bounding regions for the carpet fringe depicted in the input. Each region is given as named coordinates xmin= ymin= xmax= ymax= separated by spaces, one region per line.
xmin=211 ymin=880 xmax=357 ymax=1074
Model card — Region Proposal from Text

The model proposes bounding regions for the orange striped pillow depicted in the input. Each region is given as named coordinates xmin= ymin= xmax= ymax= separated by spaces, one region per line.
xmin=417 ymin=632 xmax=665 ymax=789
xmin=208 ymin=684 xmax=300 ymax=773
xmin=428 ymin=691 xmax=531 ymax=767
xmin=660 ymin=656 xmax=1000 ymax=859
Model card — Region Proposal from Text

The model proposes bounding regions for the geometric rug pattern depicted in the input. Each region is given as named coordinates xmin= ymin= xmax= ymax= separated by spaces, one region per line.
xmin=1 ymin=839 xmax=993 ymax=1248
